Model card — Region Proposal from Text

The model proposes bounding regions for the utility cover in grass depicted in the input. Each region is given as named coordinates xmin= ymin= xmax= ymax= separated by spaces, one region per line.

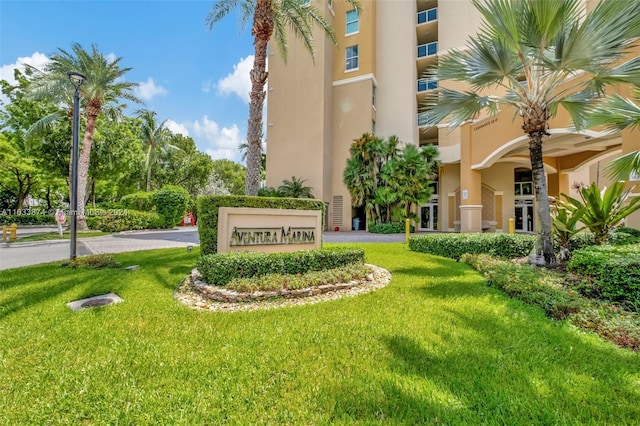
xmin=67 ymin=293 xmax=124 ymax=311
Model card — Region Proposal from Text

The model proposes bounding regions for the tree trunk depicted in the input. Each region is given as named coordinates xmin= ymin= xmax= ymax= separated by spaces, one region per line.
xmin=245 ymin=0 xmax=273 ymax=196
xmin=76 ymin=111 xmax=99 ymax=230
xmin=528 ymin=135 xmax=556 ymax=268
xmin=146 ymin=162 xmax=152 ymax=192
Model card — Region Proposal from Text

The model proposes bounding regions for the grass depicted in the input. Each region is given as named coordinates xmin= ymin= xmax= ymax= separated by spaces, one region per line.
xmin=1 ymin=243 xmax=639 ymax=424
xmin=11 ymin=230 xmax=108 ymax=243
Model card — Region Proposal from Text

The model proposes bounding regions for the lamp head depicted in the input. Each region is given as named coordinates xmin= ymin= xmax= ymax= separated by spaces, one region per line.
xmin=67 ymin=72 xmax=87 ymax=89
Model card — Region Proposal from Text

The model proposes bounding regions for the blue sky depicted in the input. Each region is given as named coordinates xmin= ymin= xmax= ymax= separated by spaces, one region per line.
xmin=0 ymin=0 xmax=256 ymax=163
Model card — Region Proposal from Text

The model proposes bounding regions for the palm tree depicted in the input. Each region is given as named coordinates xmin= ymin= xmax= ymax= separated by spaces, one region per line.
xmin=137 ymin=110 xmax=179 ymax=192
xmin=206 ymin=0 xmax=360 ymax=196
xmin=586 ymin=87 xmax=640 ymax=181
xmin=422 ymin=0 xmax=640 ymax=267
xmin=277 ymin=176 xmax=314 ymax=198
xmin=28 ymin=43 xmax=139 ymax=228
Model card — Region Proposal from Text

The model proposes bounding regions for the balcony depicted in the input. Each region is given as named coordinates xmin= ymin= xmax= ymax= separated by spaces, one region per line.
xmin=417 ymin=7 xmax=437 ymax=24
xmin=417 ymin=41 xmax=438 ymax=58
xmin=417 ymin=78 xmax=438 ymax=92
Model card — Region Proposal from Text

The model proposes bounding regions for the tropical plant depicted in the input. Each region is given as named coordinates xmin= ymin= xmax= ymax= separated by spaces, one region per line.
xmin=561 ymin=182 xmax=640 ymax=244
xmin=27 ymin=43 xmax=140 ymax=229
xmin=136 ymin=110 xmax=178 ymax=192
xmin=586 ymin=87 xmax=640 ymax=181
xmin=277 ymin=176 xmax=314 ymax=198
xmin=206 ymin=0 xmax=360 ymax=196
xmin=551 ymin=200 xmax=585 ymax=260
xmin=421 ymin=0 xmax=640 ymax=267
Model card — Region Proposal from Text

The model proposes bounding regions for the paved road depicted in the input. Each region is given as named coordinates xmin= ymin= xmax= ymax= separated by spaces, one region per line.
xmin=0 ymin=228 xmax=409 ymax=270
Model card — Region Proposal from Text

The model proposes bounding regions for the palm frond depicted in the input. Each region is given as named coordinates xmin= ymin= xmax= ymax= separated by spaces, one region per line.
xmin=206 ymin=0 xmax=244 ymax=29
xmin=422 ymin=88 xmax=502 ymax=129
xmin=606 ymin=150 xmax=640 ymax=181
xmin=586 ymin=94 xmax=640 ymax=134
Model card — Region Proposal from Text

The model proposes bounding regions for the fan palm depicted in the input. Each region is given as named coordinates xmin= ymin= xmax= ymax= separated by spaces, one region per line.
xmin=422 ymin=0 xmax=640 ymax=267
xmin=586 ymin=87 xmax=640 ymax=181
xmin=206 ymin=0 xmax=360 ymax=196
xmin=277 ymin=176 xmax=314 ymax=198
xmin=137 ymin=110 xmax=179 ymax=192
xmin=28 ymin=43 xmax=139 ymax=228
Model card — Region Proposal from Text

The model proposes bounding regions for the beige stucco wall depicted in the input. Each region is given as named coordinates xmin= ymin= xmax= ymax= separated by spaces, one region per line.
xmin=437 ymin=0 xmax=482 ymax=52
xmin=375 ymin=0 xmax=417 ymax=145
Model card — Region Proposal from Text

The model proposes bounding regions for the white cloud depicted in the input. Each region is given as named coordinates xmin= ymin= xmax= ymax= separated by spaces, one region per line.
xmin=192 ymin=116 xmax=245 ymax=161
xmin=163 ymin=119 xmax=189 ymax=137
xmin=105 ymin=52 xmax=117 ymax=63
xmin=217 ymin=55 xmax=253 ymax=104
xmin=201 ymin=80 xmax=213 ymax=93
xmin=0 ymin=52 xmax=50 ymax=85
xmin=135 ymin=77 xmax=168 ymax=100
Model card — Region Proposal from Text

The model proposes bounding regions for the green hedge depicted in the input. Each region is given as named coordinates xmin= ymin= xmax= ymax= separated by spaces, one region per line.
xmin=120 ymin=191 xmax=155 ymax=211
xmin=0 ymin=214 xmax=55 ymax=226
xmin=409 ymin=232 xmax=536 ymax=260
xmin=197 ymin=195 xmax=325 ymax=255
xmin=86 ymin=210 xmax=162 ymax=232
xmin=368 ymin=222 xmax=415 ymax=234
xmin=461 ymin=254 xmax=584 ymax=319
xmin=151 ymin=185 xmax=190 ymax=228
xmin=197 ymin=247 xmax=364 ymax=286
xmin=568 ymin=244 xmax=640 ymax=306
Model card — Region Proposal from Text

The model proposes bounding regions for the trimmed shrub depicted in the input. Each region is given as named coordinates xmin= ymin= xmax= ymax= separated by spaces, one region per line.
xmin=568 ymin=244 xmax=640 ymax=306
xmin=0 ymin=214 xmax=55 ymax=226
xmin=461 ymin=253 xmax=583 ymax=319
xmin=197 ymin=247 xmax=364 ymax=286
xmin=68 ymin=254 xmax=120 ymax=269
xmin=120 ymin=191 xmax=155 ymax=211
xmin=567 ymin=231 xmax=596 ymax=251
xmin=197 ymin=195 xmax=325 ymax=255
xmin=151 ymin=185 xmax=190 ymax=228
xmin=368 ymin=222 xmax=415 ymax=234
xmin=86 ymin=209 xmax=162 ymax=232
xmin=409 ymin=233 xmax=535 ymax=260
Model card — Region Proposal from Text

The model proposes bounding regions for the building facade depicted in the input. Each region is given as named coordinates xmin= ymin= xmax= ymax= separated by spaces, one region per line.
xmin=265 ymin=0 xmax=640 ymax=232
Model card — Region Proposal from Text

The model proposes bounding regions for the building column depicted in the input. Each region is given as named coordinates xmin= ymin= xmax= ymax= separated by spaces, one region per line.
xmin=459 ymin=124 xmax=483 ymax=232
xmin=494 ymin=191 xmax=503 ymax=232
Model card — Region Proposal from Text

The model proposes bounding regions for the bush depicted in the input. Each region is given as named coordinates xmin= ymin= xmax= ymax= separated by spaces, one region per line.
xmin=197 ymin=195 xmax=325 ymax=255
xmin=461 ymin=254 xmax=583 ymax=319
xmin=151 ymin=185 xmax=190 ymax=228
xmin=568 ymin=244 xmax=640 ymax=307
xmin=0 ymin=214 xmax=55 ymax=226
xmin=197 ymin=247 xmax=364 ymax=286
xmin=226 ymin=263 xmax=371 ymax=292
xmin=368 ymin=222 xmax=415 ymax=234
xmin=409 ymin=233 xmax=535 ymax=260
xmin=86 ymin=210 xmax=162 ymax=232
xmin=609 ymin=226 xmax=640 ymax=246
xmin=568 ymin=231 xmax=596 ymax=251
xmin=120 ymin=192 xmax=155 ymax=211
xmin=68 ymin=254 xmax=120 ymax=269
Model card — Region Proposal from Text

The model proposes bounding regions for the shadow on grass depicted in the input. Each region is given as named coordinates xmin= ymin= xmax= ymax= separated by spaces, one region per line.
xmin=329 ymin=307 xmax=640 ymax=424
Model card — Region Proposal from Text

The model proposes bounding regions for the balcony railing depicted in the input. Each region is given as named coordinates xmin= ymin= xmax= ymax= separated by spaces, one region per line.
xmin=417 ymin=8 xmax=437 ymax=25
xmin=417 ymin=78 xmax=438 ymax=92
xmin=417 ymin=42 xmax=438 ymax=58
xmin=417 ymin=112 xmax=431 ymax=126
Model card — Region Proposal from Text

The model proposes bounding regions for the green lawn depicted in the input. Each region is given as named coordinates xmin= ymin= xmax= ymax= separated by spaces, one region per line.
xmin=1 ymin=243 xmax=639 ymax=424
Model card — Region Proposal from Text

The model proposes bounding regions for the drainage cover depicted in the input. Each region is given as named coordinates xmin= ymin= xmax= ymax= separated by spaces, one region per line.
xmin=67 ymin=293 xmax=124 ymax=311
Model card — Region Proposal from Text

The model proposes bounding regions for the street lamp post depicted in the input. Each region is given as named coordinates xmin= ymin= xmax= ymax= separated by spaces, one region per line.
xmin=68 ymin=71 xmax=86 ymax=261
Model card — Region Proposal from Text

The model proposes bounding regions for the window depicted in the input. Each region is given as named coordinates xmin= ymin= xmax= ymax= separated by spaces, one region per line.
xmin=372 ymin=119 xmax=376 ymax=134
xmin=328 ymin=0 xmax=333 ymax=9
xmin=346 ymin=10 xmax=359 ymax=34
xmin=345 ymin=45 xmax=358 ymax=71
xmin=514 ymin=168 xmax=533 ymax=196
xmin=372 ymin=85 xmax=376 ymax=107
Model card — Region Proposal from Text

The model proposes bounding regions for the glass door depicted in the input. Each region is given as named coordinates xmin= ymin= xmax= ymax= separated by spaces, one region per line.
xmin=420 ymin=204 xmax=438 ymax=231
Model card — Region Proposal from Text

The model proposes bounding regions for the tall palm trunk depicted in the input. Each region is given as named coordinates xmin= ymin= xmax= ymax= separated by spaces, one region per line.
xmin=528 ymin=135 xmax=556 ymax=268
xmin=76 ymin=105 xmax=99 ymax=230
xmin=146 ymin=164 xmax=152 ymax=192
xmin=245 ymin=0 xmax=273 ymax=196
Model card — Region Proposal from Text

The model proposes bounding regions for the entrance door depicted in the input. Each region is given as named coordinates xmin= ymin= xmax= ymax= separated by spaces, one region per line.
xmin=514 ymin=201 xmax=534 ymax=232
xmin=420 ymin=204 xmax=438 ymax=231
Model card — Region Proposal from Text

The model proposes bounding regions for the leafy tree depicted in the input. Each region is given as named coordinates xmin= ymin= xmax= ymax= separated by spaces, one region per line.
xmin=153 ymin=133 xmax=214 ymax=197
xmin=206 ymin=0 xmax=360 ymax=196
xmin=28 ymin=43 xmax=140 ymax=228
xmin=210 ymin=159 xmax=246 ymax=195
xmin=551 ymin=199 xmax=585 ymax=261
xmin=561 ymin=182 xmax=640 ymax=245
xmin=198 ymin=172 xmax=230 ymax=196
xmin=422 ymin=0 xmax=640 ymax=267
xmin=278 ymin=176 xmax=314 ymax=198
xmin=586 ymin=87 xmax=640 ymax=181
